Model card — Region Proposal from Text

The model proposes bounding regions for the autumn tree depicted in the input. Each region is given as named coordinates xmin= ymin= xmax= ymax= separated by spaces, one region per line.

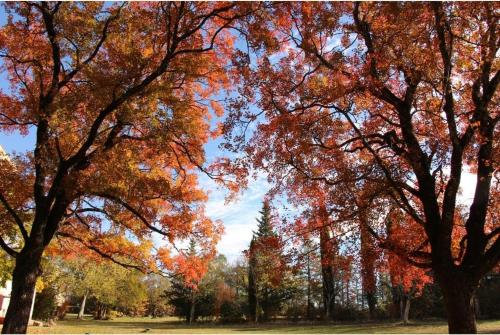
xmin=144 ymin=274 xmax=171 ymax=318
xmin=316 ymin=206 xmax=337 ymax=319
xmin=247 ymin=201 xmax=288 ymax=322
xmin=78 ymin=259 xmax=147 ymax=319
xmin=384 ymin=209 xmax=433 ymax=324
xmin=225 ymin=2 xmax=499 ymax=333
xmin=58 ymin=256 xmax=94 ymax=319
xmin=359 ymin=206 xmax=378 ymax=319
xmin=0 ymin=2 xmax=252 ymax=332
xmin=299 ymin=200 xmax=353 ymax=320
xmin=167 ymin=246 xmax=238 ymax=324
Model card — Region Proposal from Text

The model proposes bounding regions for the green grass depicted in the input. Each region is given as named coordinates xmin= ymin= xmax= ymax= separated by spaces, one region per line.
xmin=28 ymin=315 xmax=500 ymax=334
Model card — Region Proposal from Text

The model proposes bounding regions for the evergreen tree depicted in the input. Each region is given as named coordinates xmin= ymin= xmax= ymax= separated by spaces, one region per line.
xmin=247 ymin=201 xmax=287 ymax=322
xmin=255 ymin=201 xmax=275 ymax=238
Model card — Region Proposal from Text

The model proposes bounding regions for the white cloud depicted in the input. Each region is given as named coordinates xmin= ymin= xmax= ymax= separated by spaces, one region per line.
xmin=200 ymin=171 xmax=271 ymax=263
xmin=458 ymin=169 xmax=477 ymax=206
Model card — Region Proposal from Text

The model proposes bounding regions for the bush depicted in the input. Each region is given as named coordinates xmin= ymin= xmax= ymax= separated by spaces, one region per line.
xmin=220 ymin=300 xmax=245 ymax=323
xmin=333 ymin=305 xmax=365 ymax=321
xmin=104 ymin=310 xmax=121 ymax=320
xmin=285 ymin=304 xmax=307 ymax=321
xmin=476 ymin=273 xmax=500 ymax=319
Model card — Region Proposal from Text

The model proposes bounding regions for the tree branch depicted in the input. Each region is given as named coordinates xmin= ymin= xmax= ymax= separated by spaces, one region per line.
xmin=0 ymin=192 xmax=29 ymax=241
xmin=0 ymin=235 xmax=18 ymax=258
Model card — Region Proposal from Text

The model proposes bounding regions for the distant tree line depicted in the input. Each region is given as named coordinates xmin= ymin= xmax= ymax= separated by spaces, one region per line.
xmin=0 ymin=198 xmax=497 ymax=325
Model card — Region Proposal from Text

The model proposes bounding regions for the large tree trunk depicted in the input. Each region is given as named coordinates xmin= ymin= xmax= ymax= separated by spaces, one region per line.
xmin=440 ymin=277 xmax=477 ymax=334
xmin=390 ymin=286 xmax=400 ymax=320
xmin=78 ymin=291 xmax=88 ymax=320
xmin=473 ymin=295 xmax=481 ymax=319
xmin=262 ymin=286 xmax=269 ymax=322
xmin=320 ymin=224 xmax=336 ymax=320
xmin=248 ymin=239 xmax=258 ymax=323
xmin=359 ymin=210 xmax=377 ymax=320
xmin=366 ymin=292 xmax=376 ymax=320
xmin=306 ymin=253 xmax=313 ymax=320
xmin=2 ymin=247 xmax=43 ymax=334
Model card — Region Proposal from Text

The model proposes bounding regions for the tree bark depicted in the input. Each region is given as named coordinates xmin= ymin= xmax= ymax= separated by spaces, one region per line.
xmin=1 ymin=247 xmax=43 ymax=334
xmin=320 ymin=225 xmax=335 ymax=320
xmin=95 ymin=302 xmax=108 ymax=320
xmin=366 ymin=292 xmax=376 ymax=320
xmin=248 ymin=239 xmax=258 ymax=323
xmin=400 ymin=295 xmax=410 ymax=325
xmin=359 ymin=210 xmax=377 ymax=320
xmin=78 ymin=291 xmax=88 ymax=320
xmin=188 ymin=295 xmax=196 ymax=325
xmin=440 ymin=278 xmax=478 ymax=334
xmin=306 ymin=253 xmax=313 ymax=320
xmin=473 ymin=295 xmax=480 ymax=319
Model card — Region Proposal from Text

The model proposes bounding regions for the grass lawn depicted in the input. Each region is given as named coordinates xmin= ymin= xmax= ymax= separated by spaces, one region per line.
xmin=27 ymin=315 xmax=500 ymax=334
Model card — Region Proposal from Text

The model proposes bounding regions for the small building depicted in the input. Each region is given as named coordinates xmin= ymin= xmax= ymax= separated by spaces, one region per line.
xmin=0 ymin=280 xmax=36 ymax=324
xmin=0 ymin=280 xmax=11 ymax=318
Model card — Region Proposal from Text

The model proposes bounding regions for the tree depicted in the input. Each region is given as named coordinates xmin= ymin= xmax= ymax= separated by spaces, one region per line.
xmin=52 ymin=252 xmax=148 ymax=320
xmin=165 ymin=239 xmax=217 ymax=324
xmin=226 ymin=2 xmax=499 ymax=333
xmin=359 ymin=207 xmax=378 ymax=319
xmin=0 ymin=2 xmax=246 ymax=332
xmin=221 ymin=258 xmax=249 ymax=323
xmin=317 ymin=208 xmax=336 ymax=319
xmin=57 ymin=256 xmax=92 ymax=319
xmin=144 ymin=274 xmax=171 ymax=318
xmin=246 ymin=201 xmax=288 ymax=322
xmin=385 ymin=209 xmax=433 ymax=324
xmin=310 ymin=204 xmax=353 ymax=320
xmin=31 ymin=257 xmax=65 ymax=321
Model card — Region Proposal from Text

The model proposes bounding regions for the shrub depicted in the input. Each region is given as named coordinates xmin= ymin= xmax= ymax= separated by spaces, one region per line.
xmin=220 ymin=301 xmax=245 ymax=323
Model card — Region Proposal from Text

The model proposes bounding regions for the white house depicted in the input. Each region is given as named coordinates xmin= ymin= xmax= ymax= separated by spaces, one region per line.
xmin=0 ymin=280 xmax=11 ymax=318
xmin=0 ymin=280 xmax=36 ymax=323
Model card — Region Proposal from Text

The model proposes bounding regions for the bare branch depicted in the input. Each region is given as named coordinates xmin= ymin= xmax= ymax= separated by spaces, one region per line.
xmin=0 ymin=192 xmax=29 ymax=241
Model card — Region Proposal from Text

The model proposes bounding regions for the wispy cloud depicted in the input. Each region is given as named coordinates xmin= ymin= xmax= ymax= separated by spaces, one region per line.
xmin=199 ymin=171 xmax=271 ymax=263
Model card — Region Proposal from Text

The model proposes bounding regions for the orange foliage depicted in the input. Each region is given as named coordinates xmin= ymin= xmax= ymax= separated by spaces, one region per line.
xmin=0 ymin=2 xmax=247 ymax=290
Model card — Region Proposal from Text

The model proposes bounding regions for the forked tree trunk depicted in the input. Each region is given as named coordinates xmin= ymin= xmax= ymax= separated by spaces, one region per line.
xmin=1 ymin=247 xmax=43 ymax=334
xmin=78 ymin=291 xmax=88 ymax=320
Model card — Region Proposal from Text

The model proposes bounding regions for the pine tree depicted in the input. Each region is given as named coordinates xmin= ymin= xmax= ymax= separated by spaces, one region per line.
xmin=255 ymin=201 xmax=275 ymax=238
xmin=247 ymin=201 xmax=285 ymax=322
